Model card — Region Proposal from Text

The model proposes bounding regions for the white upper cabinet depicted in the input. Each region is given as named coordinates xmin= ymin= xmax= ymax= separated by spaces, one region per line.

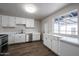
xmin=16 ymin=18 xmax=35 ymax=27
xmin=26 ymin=19 xmax=35 ymax=27
xmin=2 ymin=15 xmax=9 ymax=27
xmin=2 ymin=15 xmax=34 ymax=28
xmin=2 ymin=15 xmax=16 ymax=27
xmin=21 ymin=18 xmax=26 ymax=24
xmin=16 ymin=17 xmax=26 ymax=24
xmin=9 ymin=16 xmax=16 ymax=27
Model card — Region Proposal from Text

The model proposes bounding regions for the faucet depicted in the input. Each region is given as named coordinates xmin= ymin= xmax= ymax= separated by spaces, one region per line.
xmin=21 ymin=29 xmax=23 ymax=33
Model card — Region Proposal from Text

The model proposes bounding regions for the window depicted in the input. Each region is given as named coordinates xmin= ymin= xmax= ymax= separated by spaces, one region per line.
xmin=54 ymin=19 xmax=59 ymax=33
xmin=54 ymin=9 xmax=78 ymax=35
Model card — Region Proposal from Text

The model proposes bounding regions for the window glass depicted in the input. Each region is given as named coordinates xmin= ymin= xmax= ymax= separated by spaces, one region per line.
xmin=54 ymin=19 xmax=59 ymax=33
xmin=66 ymin=17 xmax=78 ymax=35
xmin=54 ymin=9 xmax=78 ymax=35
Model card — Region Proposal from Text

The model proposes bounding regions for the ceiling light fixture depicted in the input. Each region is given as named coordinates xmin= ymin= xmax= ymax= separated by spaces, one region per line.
xmin=24 ymin=4 xmax=37 ymax=13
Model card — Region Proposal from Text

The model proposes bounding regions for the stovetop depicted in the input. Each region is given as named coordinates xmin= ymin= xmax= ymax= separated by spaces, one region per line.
xmin=0 ymin=34 xmax=8 ymax=38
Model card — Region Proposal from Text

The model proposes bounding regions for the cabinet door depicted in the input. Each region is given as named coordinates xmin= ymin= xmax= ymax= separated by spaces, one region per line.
xmin=36 ymin=33 xmax=40 ymax=40
xmin=51 ymin=37 xmax=57 ymax=53
xmin=32 ymin=34 xmax=36 ymax=41
xmin=44 ymin=37 xmax=48 ymax=46
xmin=19 ymin=34 xmax=25 ymax=42
xmin=25 ymin=34 xmax=29 ymax=42
xmin=9 ymin=16 xmax=16 ymax=27
xmin=16 ymin=17 xmax=26 ymax=24
xmin=21 ymin=18 xmax=26 ymax=24
xmin=43 ymin=34 xmax=48 ymax=46
xmin=54 ymin=37 xmax=59 ymax=54
xmin=56 ymin=37 xmax=60 ymax=55
xmin=51 ymin=36 xmax=60 ymax=54
xmin=51 ymin=38 xmax=55 ymax=52
xmin=33 ymin=33 xmax=40 ymax=41
xmin=2 ymin=15 xmax=9 ymax=27
xmin=8 ymin=34 xmax=15 ymax=44
xmin=15 ymin=34 xmax=20 ymax=43
xmin=47 ymin=35 xmax=52 ymax=49
xmin=16 ymin=17 xmax=21 ymax=24
xmin=26 ymin=19 xmax=34 ymax=27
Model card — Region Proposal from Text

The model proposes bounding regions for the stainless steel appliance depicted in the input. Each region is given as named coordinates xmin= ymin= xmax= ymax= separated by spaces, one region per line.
xmin=0 ymin=34 xmax=8 ymax=55
xmin=28 ymin=33 xmax=32 ymax=42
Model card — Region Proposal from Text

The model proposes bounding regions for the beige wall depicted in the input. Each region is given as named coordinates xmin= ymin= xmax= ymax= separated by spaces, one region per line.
xmin=0 ymin=15 xmax=41 ymax=33
xmin=41 ymin=3 xmax=79 ymax=35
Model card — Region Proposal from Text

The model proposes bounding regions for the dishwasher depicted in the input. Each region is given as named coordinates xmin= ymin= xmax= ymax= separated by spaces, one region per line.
xmin=26 ymin=33 xmax=32 ymax=42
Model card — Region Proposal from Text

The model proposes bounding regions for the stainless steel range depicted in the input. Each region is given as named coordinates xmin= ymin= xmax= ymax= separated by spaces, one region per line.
xmin=0 ymin=34 xmax=8 ymax=55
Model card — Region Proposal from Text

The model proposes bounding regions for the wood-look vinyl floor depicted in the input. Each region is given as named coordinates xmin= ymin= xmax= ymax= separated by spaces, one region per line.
xmin=8 ymin=41 xmax=57 ymax=56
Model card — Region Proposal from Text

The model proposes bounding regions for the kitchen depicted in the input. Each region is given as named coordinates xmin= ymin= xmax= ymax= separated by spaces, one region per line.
xmin=0 ymin=3 xmax=79 ymax=56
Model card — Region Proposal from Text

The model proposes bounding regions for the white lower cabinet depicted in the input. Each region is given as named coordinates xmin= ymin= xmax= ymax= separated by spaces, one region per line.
xmin=43 ymin=34 xmax=60 ymax=55
xmin=8 ymin=34 xmax=25 ymax=44
xmin=47 ymin=35 xmax=52 ymax=49
xmin=43 ymin=34 xmax=48 ymax=47
xmin=51 ymin=36 xmax=60 ymax=55
xmin=43 ymin=34 xmax=79 ymax=56
xmin=15 ymin=34 xmax=25 ymax=43
xmin=25 ymin=34 xmax=29 ymax=42
xmin=8 ymin=33 xmax=40 ymax=44
xmin=32 ymin=33 xmax=40 ymax=41
xmin=8 ymin=34 xmax=15 ymax=44
xmin=43 ymin=34 xmax=52 ymax=49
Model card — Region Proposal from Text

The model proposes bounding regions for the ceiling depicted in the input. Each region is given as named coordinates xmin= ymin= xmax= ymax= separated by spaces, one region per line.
xmin=0 ymin=3 xmax=69 ymax=20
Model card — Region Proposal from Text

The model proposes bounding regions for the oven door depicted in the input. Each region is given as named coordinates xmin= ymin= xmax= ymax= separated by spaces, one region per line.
xmin=0 ymin=39 xmax=1 ymax=46
xmin=2 ymin=36 xmax=8 ymax=45
xmin=0 ymin=43 xmax=8 ymax=53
